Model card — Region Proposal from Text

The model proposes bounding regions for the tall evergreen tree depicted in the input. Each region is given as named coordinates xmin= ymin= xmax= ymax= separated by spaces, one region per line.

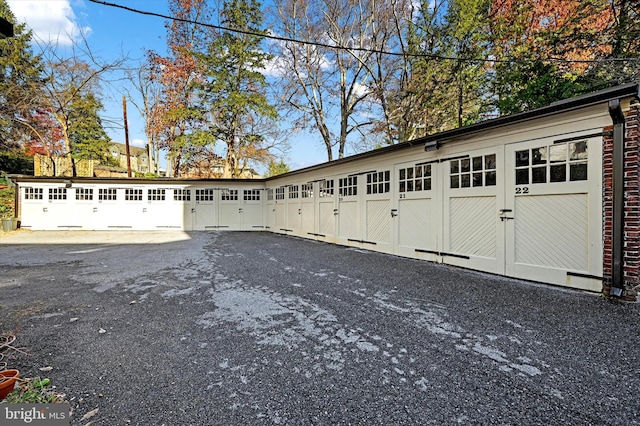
xmin=67 ymin=91 xmax=111 ymax=162
xmin=0 ymin=0 xmax=44 ymax=151
xmin=198 ymin=0 xmax=277 ymax=177
xmin=446 ymin=0 xmax=491 ymax=126
xmin=264 ymin=159 xmax=290 ymax=177
xmin=401 ymin=0 xmax=490 ymax=137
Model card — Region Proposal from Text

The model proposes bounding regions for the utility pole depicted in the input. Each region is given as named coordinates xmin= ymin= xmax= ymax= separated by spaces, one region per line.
xmin=123 ymin=96 xmax=132 ymax=177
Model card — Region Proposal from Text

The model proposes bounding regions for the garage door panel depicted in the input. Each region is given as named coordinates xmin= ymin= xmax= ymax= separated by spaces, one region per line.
xmin=366 ymin=199 xmax=391 ymax=243
xmin=275 ymin=204 xmax=286 ymax=228
xmin=287 ymin=203 xmax=300 ymax=230
xmin=398 ymin=198 xmax=432 ymax=249
xmin=449 ymin=196 xmax=497 ymax=259
xmin=515 ymin=194 xmax=588 ymax=270
xmin=339 ymin=201 xmax=358 ymax=240
xmin=301 ymin=202 xmax=315 ymax=232
xmin=319 ymin=202 xmax=335 ymax=236
xmin=219 ymin=204 xmax=240 ymax=229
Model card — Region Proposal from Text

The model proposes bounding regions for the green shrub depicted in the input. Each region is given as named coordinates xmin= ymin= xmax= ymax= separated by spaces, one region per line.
xmin=0 ymin=186 xmax=14 ymax=218
xmin=0 ymin=152 xmax=33 ymax=175
xmin=3 ymin=377 xmax=64 ymax=404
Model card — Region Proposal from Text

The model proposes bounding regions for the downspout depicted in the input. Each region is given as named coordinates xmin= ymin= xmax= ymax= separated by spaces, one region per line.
xmin=608 ymin=99 xmax=625 ymax=297
xmin=14 ymin=180 xmax=19 ymax=226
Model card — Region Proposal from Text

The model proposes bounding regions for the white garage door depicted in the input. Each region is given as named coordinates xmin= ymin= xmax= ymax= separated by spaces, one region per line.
xmin=193 ymin=188 xmax=217 ymax=230
xmin=393 ymin=160 xmax=439 ymax=261
xmin=317 ymin=178 xmax=337 ymax=241
xmin=504 ymin=137 xmax=602 ymax=290
xmin=441 ymin=148 xmax=504 ymax=274
xmin=363 ymin=170 xmax=393 ymax=254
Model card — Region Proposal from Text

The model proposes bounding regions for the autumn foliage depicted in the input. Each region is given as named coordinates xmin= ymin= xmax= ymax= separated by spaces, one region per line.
xmin=490 ymin=0 xmax=614 ymax=74
xmin=24 ymin=108 xmax=65 ymax=157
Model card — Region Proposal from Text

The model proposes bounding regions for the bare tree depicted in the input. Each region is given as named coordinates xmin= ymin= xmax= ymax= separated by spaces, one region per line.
xmin=125 ymin=57 xmax=162 ymax=174
xmin=272 ymin=0 xmax=388 ymax=161
xmin=38 ymin=32 xmax=126 ymax=176
xmin=347 ymin=0 xmax=414 ymax=147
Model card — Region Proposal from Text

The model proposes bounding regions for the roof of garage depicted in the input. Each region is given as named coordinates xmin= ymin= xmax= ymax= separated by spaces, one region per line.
xmin=275 ymin=82 xmax=640 ymax=179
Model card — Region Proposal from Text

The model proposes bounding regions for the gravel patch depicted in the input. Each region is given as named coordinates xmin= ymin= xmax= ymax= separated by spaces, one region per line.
xmin=1 ymin=231 xmax=638 ymax=425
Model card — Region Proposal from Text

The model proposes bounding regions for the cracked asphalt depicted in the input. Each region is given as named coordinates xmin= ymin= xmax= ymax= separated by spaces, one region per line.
xmin=0 ymin=230 xmax=639 ymax=425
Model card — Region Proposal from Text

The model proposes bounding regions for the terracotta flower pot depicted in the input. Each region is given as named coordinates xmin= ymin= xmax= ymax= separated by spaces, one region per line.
xmin=0 ymin=369 xmax=19 ymax=400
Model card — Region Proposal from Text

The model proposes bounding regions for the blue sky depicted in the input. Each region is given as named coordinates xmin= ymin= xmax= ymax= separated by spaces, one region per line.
xmin=6 ymin=0 xmax=329 ymax=173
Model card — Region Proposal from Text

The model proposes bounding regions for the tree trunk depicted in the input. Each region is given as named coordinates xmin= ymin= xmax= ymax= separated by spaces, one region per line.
xmin=147 ymin=140 xmax=155 ymax=175
xmin=224 ymin=144 xmax=237 ymax=178
xmin=70 ymin=155 xmax=77 ymax=177
xmin=458 ymin=69 xmax=463 ymax=128
xmin=325 ymin=142 xmax=333 ymax=162
xmin=172 ymin=152 xmax=181 ymax=177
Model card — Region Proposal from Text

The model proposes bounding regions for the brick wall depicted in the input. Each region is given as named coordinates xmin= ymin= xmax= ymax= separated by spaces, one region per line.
xmin=603 ymin=104 xmax=640 ymax=300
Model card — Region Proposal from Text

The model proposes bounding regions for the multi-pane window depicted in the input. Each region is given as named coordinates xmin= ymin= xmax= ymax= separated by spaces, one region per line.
xmin=174 ymin=189 xmax=191 ymax=201
xmin=221 ymin=189 xmax=238 ymax=201
xmin=399 ymin=164 xmax=432 ymax=192
xmin=99 ymin=188 xmax=117 ymax=201
xmin=24 ymin=187 xmax=43 ymax=200
xmin=244 ymin=189 xmax=261 ymax=201
xmin=76 ymin=188 xmax=93 ymax=201
xmin=289 ymin=185 xmax=299 ymax=199
xmin=195 ymin=189 xmax=215 ymax=202
xmin=302 ymin=183 xmax=313 ymax=198
xmin=49 ymin=188 xmax=67 ymax=200
xmin=148 ymin=189 xmax=166 ymax=201
xmin=338 ymin=176 xmax=357 ymax=197
xmin=267 ymin=189 xmax=274 ymax=201
xmin=366 ymin=171 xmax=390 ymax=194
xmin=125 ymin=188 xmax=143 ymax=201
xmin=319 ymin=179 xmax=334 ymax=197
xmin=450 ymin=154 xmax=497 ymax=189
xmin=276 ymin=187 xmax=285 ymax=200
xmin=515 ymin=141 xmax=588 ymax=185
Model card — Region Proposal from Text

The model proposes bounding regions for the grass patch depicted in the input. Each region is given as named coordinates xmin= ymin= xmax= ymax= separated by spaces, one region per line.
xmin=3 ymin=376 xmax=65 ymax=403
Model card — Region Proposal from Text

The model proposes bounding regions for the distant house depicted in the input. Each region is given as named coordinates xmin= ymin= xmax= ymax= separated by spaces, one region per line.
xmin=169 ymin=153 xmax=261 ymax=179
xmin=34 ymin=142 xmax=153 ymax=178
xmin=108 ymin=142 xmax=151 ymax=174
xmin=179 ymin=161 xmax=261 ymax=179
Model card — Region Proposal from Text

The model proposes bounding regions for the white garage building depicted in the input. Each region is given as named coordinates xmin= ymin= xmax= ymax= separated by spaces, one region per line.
xmin=9 ymin=84 xmax=640 ymax=300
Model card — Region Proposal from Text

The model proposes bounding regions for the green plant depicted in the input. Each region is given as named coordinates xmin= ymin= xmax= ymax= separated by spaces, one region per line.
xmin=3 ymin=377 xmax=64 ymax=404
xmin=0 ymin=203 xmax=11 ymax=218
xmin=0 ymin=186 xmax=14 ymax=218
xmin=0 ymin=152 xmax=34 ymax=175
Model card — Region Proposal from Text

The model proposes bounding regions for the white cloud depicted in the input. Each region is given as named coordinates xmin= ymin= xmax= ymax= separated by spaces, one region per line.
xmin=131 ymin=138 xmax=147 ymax=148
xmin=263 ymin=31 xmax=333 ymax=78
xmin=262 ymin=55 xmax=289 ymax=78
xmin=353 ymin=82 xmax=371 ymax=98
xmin=7 ymin=0 xmax=90 ymax=46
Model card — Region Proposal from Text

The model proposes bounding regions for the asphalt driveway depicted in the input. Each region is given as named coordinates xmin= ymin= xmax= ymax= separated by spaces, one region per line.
xmin=0 ymin=231 xmax=639 ymax=425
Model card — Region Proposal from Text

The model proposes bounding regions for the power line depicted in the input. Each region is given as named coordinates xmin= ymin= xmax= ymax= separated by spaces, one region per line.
xmin=89 ymin=0 xmax=640 ymax=65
